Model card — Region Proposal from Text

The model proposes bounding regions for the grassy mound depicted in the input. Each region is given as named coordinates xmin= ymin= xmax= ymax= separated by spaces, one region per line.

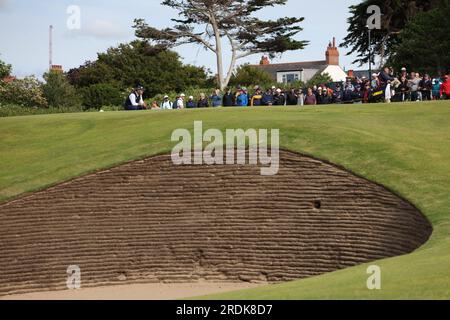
xmin=0 ymin=100 xmax=449 ymax=299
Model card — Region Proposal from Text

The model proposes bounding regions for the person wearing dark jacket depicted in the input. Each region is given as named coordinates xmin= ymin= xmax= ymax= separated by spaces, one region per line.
xmin=124 ymin=85 xmax=147 ymax=110
xmin=286 ymin=89 xmax=298 ymax=105
xmin=262 ymin=89 xmax=274 ymax=106
xmin=397 ymin=76 xmax=410 ymax=102
xmin=379 ymin=67 xmax=395 ymax=85
xmin=273 ymin=89 xmax=285 ymax=106
xmin=332 ymin=85 xmax=343 ymax=103
xmin=222 ymin=89 xmax=234 ymax=107
xmin=197 ymin=93 xmax=209 ymax=108
xmin=419 ymin=74 xmax=433 ymax=101
xmin=379 ymin=67 xmax=396 ymax=102
xmin=186 ymin=96 xmax=196 ymax=108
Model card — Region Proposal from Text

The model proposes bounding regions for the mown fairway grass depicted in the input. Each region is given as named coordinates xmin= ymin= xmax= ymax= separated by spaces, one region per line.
xmin=0 ymin=101 xmax=449 ymax=299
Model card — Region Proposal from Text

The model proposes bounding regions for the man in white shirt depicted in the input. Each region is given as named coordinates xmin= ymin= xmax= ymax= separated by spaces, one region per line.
xmin=161 ymin=95 xmax=173 ymax=110
xmin=124 ymin=85 xmax=147 ymax=110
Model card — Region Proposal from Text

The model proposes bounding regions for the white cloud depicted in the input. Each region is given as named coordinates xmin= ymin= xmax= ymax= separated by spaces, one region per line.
xmin=68 ymin=19 xmax=128 ymax=39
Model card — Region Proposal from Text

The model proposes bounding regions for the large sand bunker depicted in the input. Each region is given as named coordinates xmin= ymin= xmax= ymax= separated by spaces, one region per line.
xmin=0 ymin=150 xmax=432 ymax=296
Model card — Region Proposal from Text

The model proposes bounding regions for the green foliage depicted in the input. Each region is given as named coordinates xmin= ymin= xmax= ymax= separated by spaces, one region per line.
xmin=389 ymin=0 xmax=450 ymax=75
xmin=0 ymin=76 xmax=48 ymax=108
xmin=133 ymin=0 xmax=308 ymax=89
xmin=0 ymin=56 xmax=12 ymax=79
xmin=341 ymin=0 xmax=442 ymax=65
xmin=68 ymin=41 xmax=210 ymax=97
xmin=306 ymin=72 xmax=333 ymax=88
xmin=0 ymin=103 xmax=85 ymax=117
xmin=229 ymin=64 xmax=275 ymax=88
xmin=42 ymin=72 xmax=82 ymax=108
xmin=80 ymin=83 xmax=124 ymax=110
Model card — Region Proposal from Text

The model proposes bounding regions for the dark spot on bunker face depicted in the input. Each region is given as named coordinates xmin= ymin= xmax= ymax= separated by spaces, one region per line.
xmin=313 ymin=200 xmax=322 ymax=210
xmin=0 ymin=150 xmax=432 ymax=295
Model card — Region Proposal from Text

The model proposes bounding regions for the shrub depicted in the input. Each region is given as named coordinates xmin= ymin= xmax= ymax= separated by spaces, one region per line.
xmin=42 ymin=72 xmax=82 ymax=108
xmin=0 ymin=76 xmax=48 ymax=108
xmin=229 ymin=64 xmax=275 ymax=88
xmin=0 ymin=56 xmax=12 ymax=79
xmin=306 ymin=72 xmax=334 ymax=88
xmin=0 ymin=103 xmax=85 ymax=117
xmin=80 ymin=83 xmax=124 ymax=109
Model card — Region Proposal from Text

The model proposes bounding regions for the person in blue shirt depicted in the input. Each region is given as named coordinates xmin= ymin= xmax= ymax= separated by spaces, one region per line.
xmin=186 ymin=96 xmax=196 ymax=108
xmin=210 ymin=89 xmax=222 ymax=107
xmin=235 ymin=89 xmax=248 ymax=107
xmin=262 ymin=88 xmax=274 ymax=106
xmin=432 ymin=78 xmax=443 ymax=100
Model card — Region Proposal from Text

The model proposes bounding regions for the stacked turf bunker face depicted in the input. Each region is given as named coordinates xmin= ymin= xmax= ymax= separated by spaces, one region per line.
xmin=0 ymin=150 xmax=432 ymax=296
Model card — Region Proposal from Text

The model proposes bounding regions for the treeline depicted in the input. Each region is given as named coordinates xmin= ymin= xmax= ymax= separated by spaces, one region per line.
xmin=0 ymin=41 xmax=215 ymax=114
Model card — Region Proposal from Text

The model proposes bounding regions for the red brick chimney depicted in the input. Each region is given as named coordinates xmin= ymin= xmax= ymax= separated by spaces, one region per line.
xmin=348 ymin=70 xmax=354 ymax=78
xmin=326 ymin=37 xmax=339 ymax=66
xmin=260 ymin=56 xmax=270 ymax=65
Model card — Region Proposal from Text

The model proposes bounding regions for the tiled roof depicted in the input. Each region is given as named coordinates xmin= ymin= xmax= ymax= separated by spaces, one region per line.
xmin=253 ymin=60 xmax=328 ymax=78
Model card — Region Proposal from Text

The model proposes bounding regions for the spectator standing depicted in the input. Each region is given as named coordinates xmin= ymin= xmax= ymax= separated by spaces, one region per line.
xmin=397 ymin=76 xmax=410 ymax=102
xmin=186 ymin=96 xmax=196 ymax=109
xmin=320 ymin=88 xmax=332 ymax=105
xmin=379 ymin=67 xmax=395 ymax=103
xmin=420 ymin=74 xmax=433 ymax=101
xmin=440 ymin=75 xmax=450 ymax=99
xmin=222 ymin=89 xmax=234 ymax=107
xmin=432 ymin=78 xmax=443 ymax=100
xmin=297 ymin=89 xmax=305 ymax=106
xmin=408 ymin=72 xmax=421 ymax=102
xmin=174 ymin=93 xmax=186 ymax=109
xmin=161 ymin=95 xmax=173 ymax=110
xmin=316 ymin=87 xmax=324 ymax=104
xmin=210 ymin=89 xmax=222 ymax=107
xmin=415 ymin=73 xmax=423 ymax=101
xmin=236 ymin=89 xmax=248 ymax=107
xmin=250 ymin=87 xmax=263 ymax=107
xmin=304 ymin=88 xmax=317 ymax=105
xmin=262 ymin=88 xmax=274 ymax=106
xmin=332 ymin=85 xmax=343 ymax=103
xmin=286 ymin=89 xmax=298 ymax=106
xmin=352 ymin=85 xmax=363 ymax=103
xmin=197 ymin=93 xmax=209 ymax=108
xmin=273 ymin=88 xmax=285 ymax=106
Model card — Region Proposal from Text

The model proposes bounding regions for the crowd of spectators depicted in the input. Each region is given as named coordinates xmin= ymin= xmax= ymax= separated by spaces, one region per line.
xmin=124 ymin=68 xmax=450 ymax=110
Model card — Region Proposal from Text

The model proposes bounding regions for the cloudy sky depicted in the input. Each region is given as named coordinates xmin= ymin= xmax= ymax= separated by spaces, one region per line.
xmin=0 ymin=0 xmax=362 ymax=78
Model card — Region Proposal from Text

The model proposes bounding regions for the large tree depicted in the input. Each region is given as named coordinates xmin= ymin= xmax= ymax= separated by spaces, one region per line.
xmin=341 ymin=0 xmax=442 ymax=66
xmin=67 ymin=40 xmax=210 ymax=97
xmin=389 ymin=0 xmax=450 ymax=75
xmin=133 ymin=0 xmax=308 ymax=90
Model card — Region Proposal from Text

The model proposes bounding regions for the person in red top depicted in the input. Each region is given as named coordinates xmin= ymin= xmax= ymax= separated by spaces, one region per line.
xmin=440 ymin=75 xmax=450 ymax=99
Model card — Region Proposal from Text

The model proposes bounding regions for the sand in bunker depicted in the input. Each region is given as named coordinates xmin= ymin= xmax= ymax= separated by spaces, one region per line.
xmin=0 ymin=150 xmax=432 ymax=299
xmin=2 ymin=282 xmax=261 ymax=300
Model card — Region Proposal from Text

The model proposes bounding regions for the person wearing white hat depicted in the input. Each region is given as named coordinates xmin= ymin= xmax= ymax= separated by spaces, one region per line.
xmin=161 ymin=95 xmax=173 ymax=110
xmin=186 ymin=96 xmax=196 ymax=108
xmin=175 ymin=93 xmax=186 ymax=109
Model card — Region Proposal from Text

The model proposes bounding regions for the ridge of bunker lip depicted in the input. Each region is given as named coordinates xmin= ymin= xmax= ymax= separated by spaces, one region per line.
xmin=0 ymin=149 xmax=433 ymax=297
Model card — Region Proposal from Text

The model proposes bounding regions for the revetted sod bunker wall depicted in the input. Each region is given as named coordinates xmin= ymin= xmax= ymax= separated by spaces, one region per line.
xmin=0 ymin=150 xmax=432 ymax=296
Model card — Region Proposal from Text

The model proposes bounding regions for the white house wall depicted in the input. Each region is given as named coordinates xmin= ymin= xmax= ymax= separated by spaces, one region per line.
xmin=322 ymin=65 xmax=348 ymax=82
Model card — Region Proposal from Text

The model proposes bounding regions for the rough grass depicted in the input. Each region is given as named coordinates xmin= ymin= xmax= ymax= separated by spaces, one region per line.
xmin=0 ymin=100 xmax=449 ymax=299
